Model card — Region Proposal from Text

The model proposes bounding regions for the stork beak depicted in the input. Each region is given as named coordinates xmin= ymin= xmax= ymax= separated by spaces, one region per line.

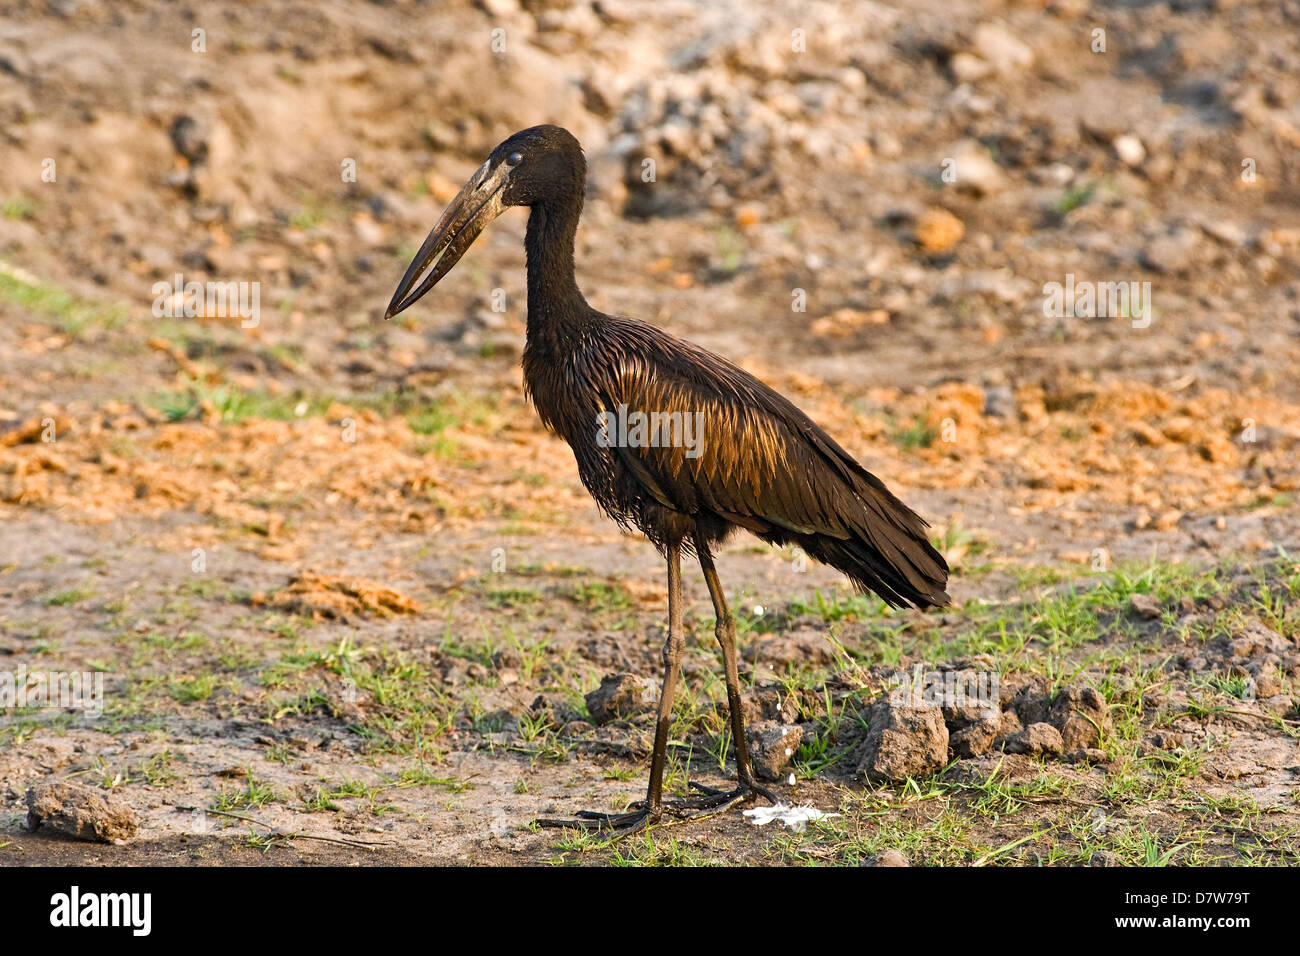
xmin=384 ymin=159 xmax=511 ymax=319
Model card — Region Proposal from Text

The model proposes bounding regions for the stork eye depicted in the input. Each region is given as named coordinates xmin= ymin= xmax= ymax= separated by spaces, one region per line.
xmin=506 ymin=151 xmax=523 ymax=167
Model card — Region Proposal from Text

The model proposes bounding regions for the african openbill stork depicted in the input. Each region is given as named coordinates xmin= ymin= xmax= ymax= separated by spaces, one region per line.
xmin=386 ymin=125 xmax=949 ymax=835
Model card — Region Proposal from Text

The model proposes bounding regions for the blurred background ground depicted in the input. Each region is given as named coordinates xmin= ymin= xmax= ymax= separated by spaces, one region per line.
xmin=1 ymin=0 xmax=1298 ymax=865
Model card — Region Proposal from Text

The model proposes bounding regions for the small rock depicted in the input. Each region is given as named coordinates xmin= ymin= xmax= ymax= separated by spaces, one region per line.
xmin=1251 ymin=671 xmax=1282 ymax=699
xmin=972 ymin=23 xmax=1034 ymax=76
xmin=995 ymin=709 xmax=1024 ymax=745
xmin=1199 ymin=219 xmax=1247 ymax=248
xmin=866 ymin=849 xmax=910 ymax=867
xmin=982 ymin=385 xmax=1017 ymax=419
xmin=858 ymin=700 xmax=949 ymax=782
xmin=738 ymin=686 xmax=786 ymax=724
xmin=739 ymin=685 xmax=819 ymax=725
xmin=170 ymin=114 xmax=209 ymax=164
xmin=440 ymin=660 xmax=470 ymax=686
xmin=1004 ymin=722 xmax=1064 ymax=757
xmin=1112 ymin=134 xmax=1145 ymax=167
xmin=949 ymin=51 xmax=991 ymax=83
xmin=871 ymin=130 xmax=902 ymax=158
xmin=950 ymin=716 xmax=1000 ymax=757
xmin=914 ymin=207 xmax=964 ymax=253
xmin=1260 ymin=694 xmax=1293 ymax=715
xmin=747 ymin=721 xmax=803 ymax=782
xmin=1065 ymin=748 xmax=1109 ymax=764
xmin=492 ymin=647 xmax=524 ymax=670
xmin=1048 ymin=686 xmax=1109 ymax=750
xmin=1130 ymin=593 xmax=1162 ymax=620
xmin=950 ymin=139 xmax=1007 ymax=196
xmin=1226 ymin=621 xmax=1289 ymax=659
xmin=1008 ymin=680 xmax=1050 ymax=725
xmin=939 ymin=671 xmax=1000 ymax=726
xmin=479 ymin=708 xmax=518 ymax=735
xmin=1128 ymin=421 xmax=1170 ymax=444
xmin=743 ymin=630 xmax=834 ymax=666
xmin=1142 ymin=229 xmax=1200 ymax=274
xmin=1143 ymin=153 xmax=1174 ymax=183
xmin=25 ymin=781 xmax=138 ymax=843
xmin=584 ymin=673 xmax=658 ymax=725
xmin=353 ymin=216 xmax=386 ymax=246
xmin=480 ymin=0 xmax=519 ymax=16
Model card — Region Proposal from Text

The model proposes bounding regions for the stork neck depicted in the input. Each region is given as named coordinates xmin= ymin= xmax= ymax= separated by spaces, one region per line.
xmin=524 ymin=196 xmax=589 ymax=339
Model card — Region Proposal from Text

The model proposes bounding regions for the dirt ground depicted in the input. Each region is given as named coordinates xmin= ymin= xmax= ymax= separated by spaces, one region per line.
xmin=1 ymin=0 xmax=1298 ymax=865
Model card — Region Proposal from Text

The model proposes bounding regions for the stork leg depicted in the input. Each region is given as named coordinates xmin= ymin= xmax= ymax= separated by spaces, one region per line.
xmin=536 ymin=541 xmax=685 ymax=836
xmin=677 ymin=532 xmax=778 ymax=810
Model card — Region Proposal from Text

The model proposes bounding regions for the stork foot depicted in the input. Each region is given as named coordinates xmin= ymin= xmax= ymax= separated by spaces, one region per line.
xmin=669 ymin=778 xmax=779 ymax=812
xmin=535 ymin=779 xmax=778 ymax=835
xmin=534 ymin=805 xmax=659 ymax=837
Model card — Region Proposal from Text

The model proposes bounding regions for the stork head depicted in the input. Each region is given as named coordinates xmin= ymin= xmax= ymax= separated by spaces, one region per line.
xmin=384 ymin=125 xmax=585 ymax=319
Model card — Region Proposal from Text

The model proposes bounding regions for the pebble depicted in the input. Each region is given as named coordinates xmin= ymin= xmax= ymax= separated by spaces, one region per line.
xmin=1113 ymin=134 xmax=1145 ymax=167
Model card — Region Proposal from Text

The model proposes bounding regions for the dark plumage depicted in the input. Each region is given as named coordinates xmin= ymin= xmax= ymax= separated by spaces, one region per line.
xmin=387 ymin=125 xmax=949 ymax=834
